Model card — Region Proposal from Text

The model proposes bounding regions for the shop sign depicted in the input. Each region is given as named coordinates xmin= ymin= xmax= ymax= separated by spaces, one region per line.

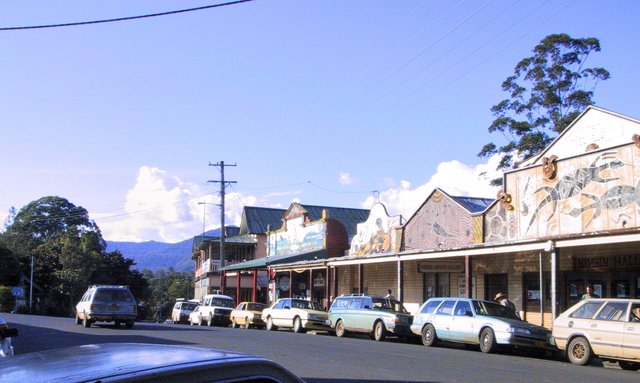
xmin=573 ymin=254 xmax=640 ymax=271
xmin=313 ymin=274 xmax=325 ymax=287
xmin=418 ymin=261 xmax=464 ymax=273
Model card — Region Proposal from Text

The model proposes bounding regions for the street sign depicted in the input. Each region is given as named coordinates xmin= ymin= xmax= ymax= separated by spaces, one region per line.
xmin=11 ymin=287 xmax=24 ymax=297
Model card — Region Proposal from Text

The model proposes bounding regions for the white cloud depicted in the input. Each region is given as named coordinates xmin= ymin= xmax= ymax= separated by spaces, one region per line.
xmin=95 ymin=155 xmax=504 ymax=243
xmin=362 ymin=154 xmax=503 ymax=220
xmin=338 ymin=172 xmax=354 ymax=185
xmin=96 ymin=166 xmax=253 ymax=243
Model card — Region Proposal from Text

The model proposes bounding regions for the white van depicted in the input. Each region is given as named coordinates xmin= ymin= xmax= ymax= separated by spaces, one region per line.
xmin=198 ymin=294 xmax=235 ymax=326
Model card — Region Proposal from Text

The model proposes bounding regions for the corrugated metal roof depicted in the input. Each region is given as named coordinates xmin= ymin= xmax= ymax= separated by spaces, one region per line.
xmin=241 ymin=206 xmax=287 ymax=235
xmin=450 ymin=196 xmax=494 ymax=213
xmin=240 ymin=204 xmax=369 ymax=237
xmin=300 ymin=204 xmax=370 ymax=237
xmin=221 ymin=249 xmax=327 ymax=271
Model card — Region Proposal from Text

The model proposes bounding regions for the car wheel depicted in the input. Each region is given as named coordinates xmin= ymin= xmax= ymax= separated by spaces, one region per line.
xmin=293 ymin=317 xmax=306 ymax=333
xmin=619 ymin=361 xmax=640 ymax=371
xmin=243 ymin=317 xmax=250 ymax=329
xmin=266 ymin=316 xmax=277 ymax=331
xmin=335 ymin=320 xmax=347 ymax=338
xmin=82 ymin=314 xmax=91 ymax=328
xmin=125 ymin=321 xmax=134 ymax=329
xmin=231 ymin=318 xmax=238 ymax=329
xmin=114 ymin=321 xmax=121 ymax=328
xmin=567 ymin=337 xmax=592 ymax=365
xmin=373 ymin=321 xmax=387 ymax=341
xmin=479 ymin=328 xmax=497 ymax=353
xmin=75 ymin=314 xmax=81 ymax=325
xmin=422 ymin=324 xmax=437 ymax=347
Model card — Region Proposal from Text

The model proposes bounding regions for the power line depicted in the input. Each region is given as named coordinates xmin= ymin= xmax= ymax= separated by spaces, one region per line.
xmin=0 ymin=0 xmax=255 ymax=31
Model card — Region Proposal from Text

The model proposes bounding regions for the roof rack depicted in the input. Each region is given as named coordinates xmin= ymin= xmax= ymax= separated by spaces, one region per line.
xmin=89 ymin=285 xmax=130 ymax=289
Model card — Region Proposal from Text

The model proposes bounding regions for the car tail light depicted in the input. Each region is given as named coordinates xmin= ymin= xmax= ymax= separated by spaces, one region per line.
xmin=393 ymin=318 xmax=400 ymax=324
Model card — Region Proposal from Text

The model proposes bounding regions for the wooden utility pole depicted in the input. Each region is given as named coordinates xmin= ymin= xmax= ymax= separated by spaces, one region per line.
xmin=208 ymin=161 xmax=236 ymax=294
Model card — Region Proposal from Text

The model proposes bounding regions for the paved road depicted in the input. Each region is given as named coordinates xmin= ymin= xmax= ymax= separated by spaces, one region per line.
xmin=2 ymin=313 xmax=638 ymax=383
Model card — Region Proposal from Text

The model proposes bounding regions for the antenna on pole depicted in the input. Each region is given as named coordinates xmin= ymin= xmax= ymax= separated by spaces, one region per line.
xmin=208 ymin=161 xmax=236 ymax=295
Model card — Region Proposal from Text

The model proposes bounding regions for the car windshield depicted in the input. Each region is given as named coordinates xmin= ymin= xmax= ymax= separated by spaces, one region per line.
xmin=371 ymin=298 xmax=408 ymax=314
xmin=184 ymin=302 xmax=198 ymax=310
xmin=212 ymin=298 xmax=236 ymax=308
xmin=94 ymin=289 xmax=133 ymax=302
xmin=473 ymin=300 xmax=520 ymax=320
xmin=247 ymin=303 xmax=266 ymax=311
xmin=291 ymin=299 xmax=324 ymax=311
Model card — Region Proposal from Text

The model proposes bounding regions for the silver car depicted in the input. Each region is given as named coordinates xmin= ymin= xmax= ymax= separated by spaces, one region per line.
xmin=411 ymin=297 xmax=554 ymax=353
xmin=0 ymin=315 xmax=18 ymax=357
xmin=0 ymin=343 xmax=304 ymax=382
xmin=75 ymin=285 xmax=137 ymax=328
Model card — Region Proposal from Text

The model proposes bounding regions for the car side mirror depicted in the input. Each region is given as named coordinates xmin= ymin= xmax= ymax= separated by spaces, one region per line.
xmin=465 ymin=310 xmax=473 ymax=317
xmin=284 ymin=306 xmax=290 ymax=310
xmin=363 ymin=305 xmax=371 ymax=309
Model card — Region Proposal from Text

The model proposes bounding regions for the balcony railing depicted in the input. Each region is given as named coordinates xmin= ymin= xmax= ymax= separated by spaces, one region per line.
xmin=196 ymin=258 xmax=250 ymax=277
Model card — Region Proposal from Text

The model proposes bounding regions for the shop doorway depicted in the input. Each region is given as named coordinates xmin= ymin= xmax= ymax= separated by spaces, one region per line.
xmin=485 ymin=274 xmax=508 ymax=302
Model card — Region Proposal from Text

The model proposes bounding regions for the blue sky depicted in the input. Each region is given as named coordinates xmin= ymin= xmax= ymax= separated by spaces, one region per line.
xmin=1 ymin=1 xmax=639 ymax=243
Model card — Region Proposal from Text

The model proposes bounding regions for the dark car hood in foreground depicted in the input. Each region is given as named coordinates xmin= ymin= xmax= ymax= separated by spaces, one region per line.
xmin=0 ymin=343 xmax=304 ymax=383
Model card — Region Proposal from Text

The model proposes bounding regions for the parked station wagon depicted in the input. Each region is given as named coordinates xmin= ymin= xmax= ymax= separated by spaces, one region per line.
xmin=261 ymin=298 xmax=330 ymax=333
xmin=412 ymin=297 xmax=553 ymax=353
xmin=553 ymin=298 xmax=640 ymax=370
xmin=329 ymin=294 xmax=414 ymax=341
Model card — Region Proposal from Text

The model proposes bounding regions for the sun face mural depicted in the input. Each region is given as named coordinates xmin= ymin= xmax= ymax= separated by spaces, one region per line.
xmin=349 ymin=203 xmax=401 ymax=256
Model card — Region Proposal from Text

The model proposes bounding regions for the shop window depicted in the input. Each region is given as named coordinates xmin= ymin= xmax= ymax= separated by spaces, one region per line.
xmin=614 ymin=280 xmax=630 ymax=298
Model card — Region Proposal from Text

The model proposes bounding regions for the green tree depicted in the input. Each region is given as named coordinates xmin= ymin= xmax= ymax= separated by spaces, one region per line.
xmin=0 ymin=196 xmax=106 ymax=314
xmin=0 ymin=242 xmax=20 ymax=286
xmin=0 ymin=285 xmax=13 ymax=311
xmin=141 ymin=268 xmax=194 ymax=322
xmin=479 ymin=33 xmax=610 ymax=178
xmin=91 ymin=250 xmax=149 ymax=302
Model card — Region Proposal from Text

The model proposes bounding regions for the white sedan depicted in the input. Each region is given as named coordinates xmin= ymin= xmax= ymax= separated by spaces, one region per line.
xmin=261 ymin=298 xmax=330 ymax=333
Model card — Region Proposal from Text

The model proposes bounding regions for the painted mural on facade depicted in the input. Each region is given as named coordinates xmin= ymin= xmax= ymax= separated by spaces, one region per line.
xmin=404 ymin=189 xmax=475 ymax=250
xmin=349 ymin=203 xmax=401 ymax=256
xmin=506 ymin=143 xmax=640 ymax=240
xmin=483 ymin=202 xmax=511 ymax=243
xmin=267 ymin=215 xmax=326 ymax=256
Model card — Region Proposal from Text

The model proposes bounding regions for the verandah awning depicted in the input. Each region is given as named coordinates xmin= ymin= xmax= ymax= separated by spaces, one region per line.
xmin=220 ymin=249 xmax=328 ymax=271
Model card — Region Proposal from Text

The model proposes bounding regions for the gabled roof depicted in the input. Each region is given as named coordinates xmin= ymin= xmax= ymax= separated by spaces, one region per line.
xmin=405 ymin=188 xmax=493 ymax=225
xmin=516 ymin=106 xmax=640 ymax=169
xmin=240 ymin=206 xmax=287 ymax=235
xmin=450 ymin=195 xmax=494 ymax=213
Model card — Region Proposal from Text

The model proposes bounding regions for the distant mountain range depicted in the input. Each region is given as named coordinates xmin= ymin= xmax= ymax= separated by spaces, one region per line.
xmin=105 ymin=227 xmax=237 ymax=272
